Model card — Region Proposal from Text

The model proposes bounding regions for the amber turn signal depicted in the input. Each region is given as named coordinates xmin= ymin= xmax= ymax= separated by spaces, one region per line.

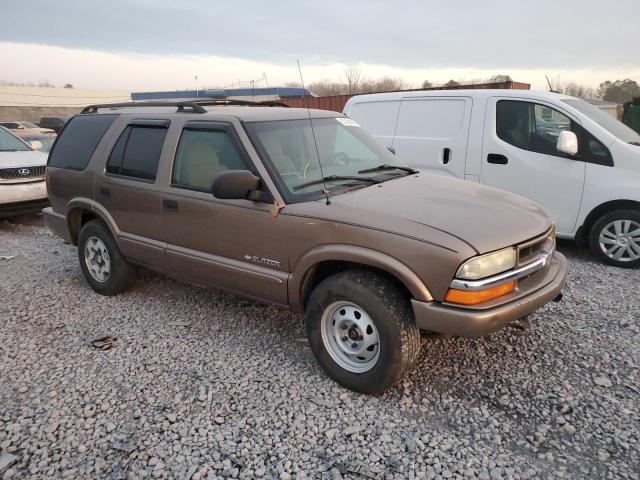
xmin=444 ymin=281 xmax=516 ymax=305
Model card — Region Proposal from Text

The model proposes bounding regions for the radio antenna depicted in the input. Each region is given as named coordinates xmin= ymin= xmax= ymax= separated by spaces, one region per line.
xmin=297 ymin=59 xmax=331 ymax=205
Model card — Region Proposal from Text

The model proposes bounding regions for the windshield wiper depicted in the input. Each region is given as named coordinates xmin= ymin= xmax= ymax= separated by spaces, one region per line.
xmin=358 ymin=163 xmax=419 ymax=175
xmin=629 ymin=142 xmax=640 ymax=146
xmin=293 ymin=175 xmax=380 ymax=191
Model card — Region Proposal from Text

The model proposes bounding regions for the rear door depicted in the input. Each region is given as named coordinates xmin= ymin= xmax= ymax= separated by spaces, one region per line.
xmin=393 ymin=96 xmax=472 ymax=178
xmin=481 ymin=97 xmax=585 ymax=235
xmin=95 ymin=119 xmax=169 ymax=267
xmin=160 ymin=120 xmax=289 ymax=306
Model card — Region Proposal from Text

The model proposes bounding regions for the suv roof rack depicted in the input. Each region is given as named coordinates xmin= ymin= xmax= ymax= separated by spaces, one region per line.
xmin=81 ymin=99 xmax=290 ymax=114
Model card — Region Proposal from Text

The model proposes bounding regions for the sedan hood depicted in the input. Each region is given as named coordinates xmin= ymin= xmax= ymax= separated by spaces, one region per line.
xmin=304 ymin=173 xmax=553 ymax=254
xmin=0 ymin=150 xmax=48 ymax=168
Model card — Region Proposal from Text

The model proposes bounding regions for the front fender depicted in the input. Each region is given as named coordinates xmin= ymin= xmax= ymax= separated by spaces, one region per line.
xmin=288 ymin=244 xmax=433 ymax=311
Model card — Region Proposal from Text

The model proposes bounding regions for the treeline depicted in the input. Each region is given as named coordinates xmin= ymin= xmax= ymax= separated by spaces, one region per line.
xmin=300 ymin=65 xmax=640 ymax=104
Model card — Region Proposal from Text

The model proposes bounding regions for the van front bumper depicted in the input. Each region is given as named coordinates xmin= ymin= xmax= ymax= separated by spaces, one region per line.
xmin=411 ymin=252 xmax=567 ymax=337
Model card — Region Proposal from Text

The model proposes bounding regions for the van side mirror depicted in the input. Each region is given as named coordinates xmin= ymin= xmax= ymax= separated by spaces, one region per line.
xmin=556 ymin=131 xmax=578 ymax=156
xmin=211 ymin=170 xmax=261 ymax=200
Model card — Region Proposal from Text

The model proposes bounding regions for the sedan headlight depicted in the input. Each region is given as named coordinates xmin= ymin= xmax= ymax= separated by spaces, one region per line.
xmin=456 ymin=247 xmax=516 ymax=280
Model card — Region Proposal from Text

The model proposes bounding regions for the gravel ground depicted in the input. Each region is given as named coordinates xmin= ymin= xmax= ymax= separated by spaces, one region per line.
xmin=0 ymin=216 xmax=638 ymax=480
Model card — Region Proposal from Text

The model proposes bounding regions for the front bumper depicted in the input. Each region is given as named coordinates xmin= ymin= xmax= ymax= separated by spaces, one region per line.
xmin=411 ymin=251 xmax=567 ymax=337
xmin=0 ymin=181 xmax=48 ymax=218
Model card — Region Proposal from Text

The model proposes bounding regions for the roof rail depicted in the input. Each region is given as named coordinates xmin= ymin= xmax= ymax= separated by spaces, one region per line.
xmin=81 ymin=99 xmax=289 ymax=114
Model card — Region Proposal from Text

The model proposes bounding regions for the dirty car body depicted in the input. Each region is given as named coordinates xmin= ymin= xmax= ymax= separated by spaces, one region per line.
xmin=43 ymin=102 xmax=567 ymax=393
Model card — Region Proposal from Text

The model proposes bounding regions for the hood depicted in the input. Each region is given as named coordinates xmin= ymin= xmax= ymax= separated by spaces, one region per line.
xmin=0 ymin=150 xmax=48 ymax=169
xmin=295 ymin=173 xmax=553 ymax=254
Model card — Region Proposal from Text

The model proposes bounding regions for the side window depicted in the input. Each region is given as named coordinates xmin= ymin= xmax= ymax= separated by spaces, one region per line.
xmin=106 ymin=125 xmax=167 ymax=181
xmin=496 ymin=100 xmax=613 ymax=165
xmin=172 ymin=128 xmax=249 ymax=191
xmin=48 ymin=114 xmax=117 ymax=170
xmin=497 ymin=100 xmax=571 ymax=156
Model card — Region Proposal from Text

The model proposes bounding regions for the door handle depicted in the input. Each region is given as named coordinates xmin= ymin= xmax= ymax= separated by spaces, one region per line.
xmin=487 ymin=153 xmax=508 ymax=165
xmin=442 ymin=148 xmax=450 ymax=164
xmin=163 ymin=199 xmax=178 ymax=211
xmin=99 ymin=187 xmax=111 ymax=198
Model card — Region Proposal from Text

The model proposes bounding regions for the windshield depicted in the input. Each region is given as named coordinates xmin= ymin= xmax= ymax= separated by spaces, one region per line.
xmin=25 ymin=136 xmax=56 ymax=152
xmin=0 ymin=128 xmax=31 ymax=152
xmin=562 ymin=98 xmax=640 ymax=143
xmin=246 ymin=117 xmax=408 ymax=201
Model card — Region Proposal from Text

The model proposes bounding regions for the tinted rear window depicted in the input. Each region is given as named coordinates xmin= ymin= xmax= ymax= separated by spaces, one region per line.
xmin=106 ymin=126 xmax=167 ymax=181
xmin=48 ymin=115 xmax=117 ymax=170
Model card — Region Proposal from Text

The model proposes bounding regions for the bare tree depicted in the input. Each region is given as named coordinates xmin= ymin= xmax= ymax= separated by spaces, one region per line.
xmin=361 ymin=77 xmax=408 ymax=93
xmin=344 ymin=64 xmax=363 ymax=94
xmin=421 ymin=80 xmax=434 ymax=89
xmin=488 ymin=74 xmax=512 ymax=83
xmin=562 ymin=82 xmax=595 ymax=99
xmin=547 ymin=76 xmax=594 ymax=99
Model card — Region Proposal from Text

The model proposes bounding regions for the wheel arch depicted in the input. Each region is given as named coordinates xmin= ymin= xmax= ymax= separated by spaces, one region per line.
xmin=288 ymin=244 xmax=433 ymax=313
xmin=578 ymin=199 xmax=640 ymax=243
xmin=66 ymin=198 xmax=120 ymax=245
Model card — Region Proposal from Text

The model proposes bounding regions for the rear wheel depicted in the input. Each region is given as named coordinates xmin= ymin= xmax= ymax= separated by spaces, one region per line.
xmin=78 ymin=220 xmax=138 ymax=295
xmin=305 ymin=270 xmax=420 ymax=394
xmin=590 ymin=209 xmax=640 ymax=268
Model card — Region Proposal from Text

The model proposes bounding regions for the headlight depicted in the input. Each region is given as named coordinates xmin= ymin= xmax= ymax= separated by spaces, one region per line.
xmin=456 ymin=247 xmax=516 ymax=280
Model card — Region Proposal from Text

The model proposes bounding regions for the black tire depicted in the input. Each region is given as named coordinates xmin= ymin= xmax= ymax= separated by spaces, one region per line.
xmin=305 ymin=270 xmax=420 ymax=394
xmin=589 ymin=209 xmax=640 ymax=268
xmin=78 ymin=219 xmax=138 ymax=295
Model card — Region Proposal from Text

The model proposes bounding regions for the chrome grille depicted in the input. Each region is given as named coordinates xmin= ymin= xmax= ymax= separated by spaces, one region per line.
xmin=0 ymin=166 xmax=46 ymax=183
xmin=517 ymin=227 xmax=555 ymax=267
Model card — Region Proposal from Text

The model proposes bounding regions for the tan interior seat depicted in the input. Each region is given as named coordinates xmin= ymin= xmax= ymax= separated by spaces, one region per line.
xmin=178 ymin=139 xmax=227 ymax=190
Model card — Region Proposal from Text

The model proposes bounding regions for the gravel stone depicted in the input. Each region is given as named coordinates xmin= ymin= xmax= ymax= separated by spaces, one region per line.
xmin=0 ymin=217 xmax=639 ymax=479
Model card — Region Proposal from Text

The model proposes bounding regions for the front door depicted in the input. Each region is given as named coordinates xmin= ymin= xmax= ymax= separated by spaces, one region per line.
xmin=160 ymin=121 xmax=289 ymax=305
xmin=481 ymin=98 xmax=585 ymax=235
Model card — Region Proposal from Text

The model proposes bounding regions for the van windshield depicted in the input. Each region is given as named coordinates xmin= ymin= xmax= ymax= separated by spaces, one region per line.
xmin=246 ymin=117 xmax=409 ymax=202
xmin=562 ymin=98 xmax=640 ymax=144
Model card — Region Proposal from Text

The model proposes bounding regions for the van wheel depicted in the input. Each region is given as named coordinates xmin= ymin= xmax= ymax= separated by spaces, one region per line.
xmin=305 ymin=270 xmax=420 ymax=394
xmin=78 ymin=220 xmax=138 ymax=295
xmin=590 ymin=209 xmax=640 ymax=268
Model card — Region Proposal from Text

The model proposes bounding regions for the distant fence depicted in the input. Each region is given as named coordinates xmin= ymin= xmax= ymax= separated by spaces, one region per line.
xmin=279 ymin=81 xmax=531 ymax=112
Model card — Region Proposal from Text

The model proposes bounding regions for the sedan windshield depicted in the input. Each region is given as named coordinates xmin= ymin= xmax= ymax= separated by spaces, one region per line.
xmin=246 ymin=117 xmax=409 ymax=202
xmin=562 ymin=98 xmax=640 ymax=144
xmin=0 ymin=128 xmax=31 ymax=152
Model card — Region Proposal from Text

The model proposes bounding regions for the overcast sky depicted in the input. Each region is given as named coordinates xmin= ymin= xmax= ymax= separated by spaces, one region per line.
xmin=1 ymin=0 xmax=638 ymax=91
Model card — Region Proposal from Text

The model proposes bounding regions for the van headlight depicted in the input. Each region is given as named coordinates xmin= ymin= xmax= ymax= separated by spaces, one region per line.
xmin=456 ymin=247 xmax=516 ymax=280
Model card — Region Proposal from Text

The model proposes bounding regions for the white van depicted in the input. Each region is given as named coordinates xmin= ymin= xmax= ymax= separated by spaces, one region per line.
xmin=344 ymin=90 xmax=640 ymax=267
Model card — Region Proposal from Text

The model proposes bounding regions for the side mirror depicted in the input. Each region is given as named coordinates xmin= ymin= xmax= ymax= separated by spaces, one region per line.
xmin=211 ymin=170 xmax=261 ymax=200
xmin=30 ymin=140 xmax=44 ymax=150
xmin=556 ymin=131 xmax=578 ymax=156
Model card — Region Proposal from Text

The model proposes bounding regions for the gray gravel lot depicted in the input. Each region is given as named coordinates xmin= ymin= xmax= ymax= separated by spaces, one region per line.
xmin=0 ymin=216 xmax=638 ymax=480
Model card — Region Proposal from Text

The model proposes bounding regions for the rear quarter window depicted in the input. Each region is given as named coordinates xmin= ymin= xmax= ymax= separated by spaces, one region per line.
xmin=48 ymin=114 xmax=117 ymax=170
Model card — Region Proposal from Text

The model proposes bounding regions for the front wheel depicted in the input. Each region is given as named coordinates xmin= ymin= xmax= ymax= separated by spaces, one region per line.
xmin=305 ymin=270 xmax=420 ymax=394
xmin=590 ymin=209 xmax=640 ymax=268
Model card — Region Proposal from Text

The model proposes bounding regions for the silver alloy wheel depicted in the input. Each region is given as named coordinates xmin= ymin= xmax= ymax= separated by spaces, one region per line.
xmin=599 ymin=219 xmax=640 ymax=262
xmin=320 ymin=301 xmax=380 ymax=373
xmin=84 ymin=236 xmax=111 ymax=283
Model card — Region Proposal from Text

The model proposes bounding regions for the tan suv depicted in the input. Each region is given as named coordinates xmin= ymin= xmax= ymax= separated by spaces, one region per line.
xmin=43 ymin=100 xmax=567 ymax=393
